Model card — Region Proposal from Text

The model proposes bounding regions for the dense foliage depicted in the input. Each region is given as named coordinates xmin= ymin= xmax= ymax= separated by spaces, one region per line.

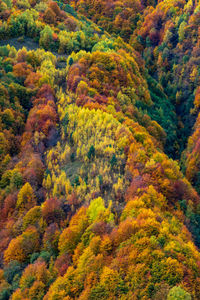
xmin=0 ymin=0 xmax=199 ymax=299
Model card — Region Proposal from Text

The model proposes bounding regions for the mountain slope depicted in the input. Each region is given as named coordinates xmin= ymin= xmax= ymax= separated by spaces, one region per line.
xmin=0 ymin=0 xmax=199 ymax=299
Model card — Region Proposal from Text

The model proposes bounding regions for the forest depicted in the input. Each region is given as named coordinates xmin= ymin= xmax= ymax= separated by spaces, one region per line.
xmin=0 ymin=0 xmax=199 ymax=299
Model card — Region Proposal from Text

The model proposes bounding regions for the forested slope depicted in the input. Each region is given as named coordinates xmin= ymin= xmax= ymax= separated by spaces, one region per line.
xmin=0 ymin=0 xmax=199 ymax=299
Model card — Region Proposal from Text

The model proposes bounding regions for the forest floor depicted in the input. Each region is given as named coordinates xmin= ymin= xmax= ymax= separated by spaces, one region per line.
xmin=0 ymin=37 xmax=39 ymax=51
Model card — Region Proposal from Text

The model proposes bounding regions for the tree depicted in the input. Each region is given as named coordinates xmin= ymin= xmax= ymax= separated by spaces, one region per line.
xmin=22 ymin=206 xmax=42 ymax=230
xmin=167 ymin=286 xmax=191 ymax=300
xmin=178 ymin=21 xmax=186 ymax=42
xmin=18 ymin=261 xmax=52 ymax=299
xmin=99 ymin=266 xmax=128 ymax=297
xmin=1 ymin=109 xmax=14 ymax=129
xmin=4 ymin=261 xmax=22 ymax=284
xmin=58 ymin=226 xmax=81 ymax=255
xmin=4 ymin=227 xmax=40 ymax=263
xmin=0 ymin=133 xmax=9 ymax=161
xmin=77 ymin=80 xmax=88 ymax=96
xmin=68 ymin=57 xmax=73 ymax=66
xmin=39 ymin=26 xmax=53 ymax=50
xmin=3 ymin=0 xmax=12 ymax=8
xmin=110 ymin=154 xmax=117 ymax=169
xmin=43 ymin=8 xmax=56 ymax=25
xmin=87 ymin=197 xmax=105 ymax=222
xmin=54 ymin=254 xmax=71 ymax=276
xmin=16 ymin=183 xmax=36 ymax=211
xmin=49 ymin=1 xmax=61 ymax=17
xmin=42 ymin=198 xmax=63 ymax=225
xmin=10 ymin=170 xmax=23 ymax=189
xmin=87 ymin=145 xmax=95 ymax=160
xmin=43 ymin=223 xmax=60 ymax=255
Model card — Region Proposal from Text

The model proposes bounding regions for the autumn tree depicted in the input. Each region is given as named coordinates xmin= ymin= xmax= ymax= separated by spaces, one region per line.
xmin=16 ymin=183 xmax=36 ymax=211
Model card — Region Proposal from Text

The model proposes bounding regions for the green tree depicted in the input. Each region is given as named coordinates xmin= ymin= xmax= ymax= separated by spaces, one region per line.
xmin=10 ymin=170 xmax=23 ymax=189
xmin=167 ymin=286 xmax=191 ymax=300
xmin=68 ymin=57 xmax=73 ymax=66
xmin=87 ymin=145 xmax=95 ymax=160
xmin=110 ymin=154 xmax=117 ymax=169
xmin=39 ymin=26 xmax=53 ymax=50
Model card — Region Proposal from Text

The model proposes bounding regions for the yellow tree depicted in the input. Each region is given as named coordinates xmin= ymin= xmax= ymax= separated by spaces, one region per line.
xmin=16 ymin=183 xmax=36 ymax=211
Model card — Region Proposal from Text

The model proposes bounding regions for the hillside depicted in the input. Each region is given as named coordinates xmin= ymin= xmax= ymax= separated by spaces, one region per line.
xmin=0 ymin=0 xmax=199 ymax=299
